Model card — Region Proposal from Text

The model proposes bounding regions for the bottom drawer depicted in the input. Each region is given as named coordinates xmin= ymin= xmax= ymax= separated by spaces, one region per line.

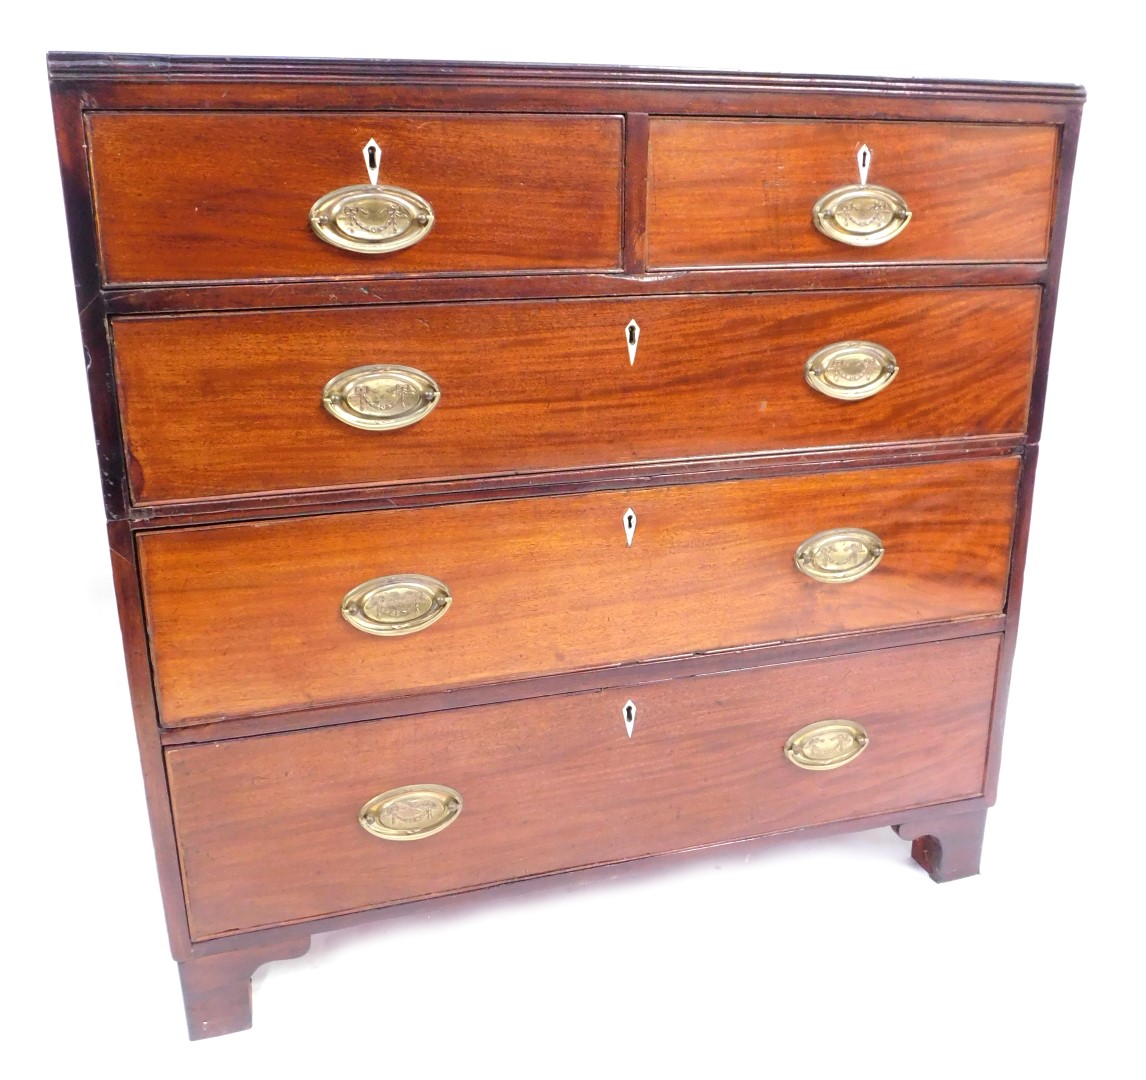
xmin=169 ymin=635 xmax=999 ymax=939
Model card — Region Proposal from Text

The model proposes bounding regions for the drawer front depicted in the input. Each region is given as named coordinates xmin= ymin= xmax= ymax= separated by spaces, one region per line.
xmin=114 ymin=287 xmax=1039 ymax=505
xmin=647 ymin=119 xmax=1057 ymax=267
xmin=139 ymin=457 xmax=1019 ymax=726
xmin=87 ymin=112 xmax=624 ymax=284
xmin=168 ymin=635 xmax=1000 ymax=938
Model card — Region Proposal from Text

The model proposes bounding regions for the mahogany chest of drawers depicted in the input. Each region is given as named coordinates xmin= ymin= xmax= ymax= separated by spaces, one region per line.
xmin=48 ymin=53 xmax=1084 ymax=1039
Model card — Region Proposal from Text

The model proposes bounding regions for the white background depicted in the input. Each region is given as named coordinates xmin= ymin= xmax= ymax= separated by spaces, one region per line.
xmin=5 ymin=4 xmax=1139 ymax=1076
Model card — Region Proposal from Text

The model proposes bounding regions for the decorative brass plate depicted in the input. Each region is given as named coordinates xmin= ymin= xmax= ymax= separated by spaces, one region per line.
xmin=794 ymin=528 xmax=884 ymax=584
xmin=805 ymin=340 xmax=898 ymax=401
xmin=812 ymin=184 xmax=911 ymax=247
xmin=784 ymin=720 xmax=869 ymax=771
xmin=359 ymin=784 xmax=463 ymax=841
xmin=341 ymin=574 xmax=452 ymax=636
xmin=309 ymin=184 xmax=435 ymax=255
xmin=323 ymin=365 xmax=440 ymax=431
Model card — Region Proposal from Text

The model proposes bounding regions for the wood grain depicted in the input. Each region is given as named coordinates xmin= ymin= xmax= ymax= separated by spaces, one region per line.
xmin=1029 ymin=109 xmax=1082 ymax=446
xmin=179 ymin=798 xmax=990 ymax=959
xmin=86 ymin=112 xmax=624 ymax=285
xmin=647 ymin=119 xmax=1057 ymax=267
xmin=986 ymin=444 xmax=1037 ymax=804
xmin=138 ymin=457 xmax=1020 ymax=726
xmin=49 ymin=54 xmax=1083 ymax=126
xmin=179 ymin=936 xmax=310 ymax=1039
xmin=896 ymin=806 xmax=990 ymax=883
xmin=50 ymin=87 xmax=132 ymax=521
xmin=119 ymin=438 xmax=1023 ymax=530
xmin=113 ymin=287 xmax=1039 ymax=505
xmin=159 ymin=616 xmax=1006 ymax=746
xmin=623 ymin=112 xmax=650 ymax=273
xmin=101 ymin=263 xmax=1049 ymax=319
xmin=167 ymin=634 xmax=1000 ymax=938
xmin=106 ymin=520 xmax=194 ymax=956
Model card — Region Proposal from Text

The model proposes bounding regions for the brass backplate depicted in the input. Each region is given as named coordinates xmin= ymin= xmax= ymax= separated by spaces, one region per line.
xmin=323 ymin=364 xmax=440 ymax=431
xmin=359 ymin=784 xmax=463 ymax=841
xmin=813 ymin=183 xmax=911 ymax=247
xmin=309 ymin=183 xmax=435 ymax=254
xmin=785 ymin=720 xmax=869 ymax=771
xmin=341 ymin=574 xmax=452 ymax=636
xmin=794 ymin=527 xmax=884 ymax=584
xmin=805 ymin=340 xmax=898 ymax=401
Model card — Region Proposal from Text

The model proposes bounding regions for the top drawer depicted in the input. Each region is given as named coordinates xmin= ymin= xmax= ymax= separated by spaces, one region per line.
xmin=647 ymin=119 xmax=1058 ymax=267
xmin=86 ymin=112 xmax=625 ymax=285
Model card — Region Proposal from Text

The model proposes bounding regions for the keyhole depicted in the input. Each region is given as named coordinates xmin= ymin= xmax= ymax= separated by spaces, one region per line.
xmin=363 ymin=138 xmax=383 ymax=185
xmin=859 ymin=146 xmax=870 ymax=172
xmin=625 ymin=703 xmax=634 ymax=722
xmin=623 ymin=507 xmax=637 ymax=546
xmin=626 ymin=511 xmax=634 ymax=529
xmin=625 ymin=319 xmax=640 ymax=365
xmin=623 ymin=699 xmax=636 ymax=737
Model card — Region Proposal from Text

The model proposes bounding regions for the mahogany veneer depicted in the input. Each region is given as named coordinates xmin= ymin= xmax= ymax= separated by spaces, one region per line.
xmin=647 ymin=118 xmax=1058 ymax=267
xmin=113 ymin=287 xmax=1039 ymax=504
xmin=139 ymin=457 xmax=1019 ymax=726
xmin=88 ymin=111 xmax=625 ymax=284
xmin=169 ymin=635 xmax=1000 ymax=938
xmin=49 ymin=52 xmax=1083 ymax=1040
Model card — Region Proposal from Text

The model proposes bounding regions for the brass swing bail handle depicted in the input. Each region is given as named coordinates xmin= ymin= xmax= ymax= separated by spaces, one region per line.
xmin=794 ymin=528 xmax=884 ymax=584
xmin=359 ymin=784 xmax=463 ymax=841
xmin=310 ymin=137 xmax=435 ymax=254
xmin=804 ymin=341 xmax=898 ymax=401
xmin=785 ymin=720 xmax=869 ymax=771
xmin=341 ymin=574 xmax=452 ymax=637
xmin=812 ymin=143 xmax=911 ymax=247
xmin=323 ymin=365 xmax=441 ymax=431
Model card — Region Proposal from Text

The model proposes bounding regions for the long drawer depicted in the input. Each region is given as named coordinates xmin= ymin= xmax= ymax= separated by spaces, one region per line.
xmin=139 ymin=457 xmax=1019 ymax=726
xmin=168 ymin=634 xmax=1000 ymax=939
xmin=86 ymin=111 xmax=625 ymax=284
xmin=647 ymin=119 xmax=1058 ymax=267
xmin=113 ymin=287 xmax=1040 ymax=505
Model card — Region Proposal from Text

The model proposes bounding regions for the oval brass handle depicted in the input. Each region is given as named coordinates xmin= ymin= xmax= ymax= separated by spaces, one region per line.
xmin=310 ymin=184 xmax=435 ymax=254
xmin=359 ymin=784 xmax=463 ymax=841
xmin=805 ymin=341 xmax=898 ymax=401
xmin=785 ymin=720 xmax=869 ymax=771
xmin=341 ymin=574 xmax=452 ymax=636
xmin=813 ymin=183 xmax=911 ymax=247
xmin=323 ymin=365 xmax=440 ymax=431
xmin=794 ymin=528 xmax=884 ymax=584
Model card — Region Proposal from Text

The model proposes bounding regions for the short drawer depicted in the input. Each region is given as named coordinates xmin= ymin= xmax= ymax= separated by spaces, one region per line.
xmin=139 ymin=457 xmax=1019 ymax=726
xmin=168 ymin=634 xmax=999 ymax=938
xmin=86 ymin=112 xmax=624 ymax=285
xmin=113 ymin=287 xmax=1039 ymax=505
xmin=647 ymin=118 xmax=1058 ymax=267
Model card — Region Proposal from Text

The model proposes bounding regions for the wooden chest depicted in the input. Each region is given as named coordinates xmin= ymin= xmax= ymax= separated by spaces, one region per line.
xmin=48 ymin=53 xmax=1084 ymax=1039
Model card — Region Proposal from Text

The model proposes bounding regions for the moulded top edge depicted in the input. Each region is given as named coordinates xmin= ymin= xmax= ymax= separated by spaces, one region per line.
xmin=45 ymin=52 xmax=1086 ymax=103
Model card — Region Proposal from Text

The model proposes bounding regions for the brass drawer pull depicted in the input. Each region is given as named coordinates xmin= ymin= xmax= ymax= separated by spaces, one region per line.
xmin=359 ymin=784 xmax=463 ymax=841
xmin=323 ymin=365 xmax=440 ymax=431
xmin=812 ymin=144 xmax=911 ymax=247
xmin=309 ymin=138 xmax=435 ymax=255
xmin=794 ymin=528 xmax=884 ymax=584
xmin=785 ymin=720 xmax=869 ymax=771
xmin=341 ymin=574 xmax=452 ymax=636
xmin=805 ymin=341 xmax=898 ymax=401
